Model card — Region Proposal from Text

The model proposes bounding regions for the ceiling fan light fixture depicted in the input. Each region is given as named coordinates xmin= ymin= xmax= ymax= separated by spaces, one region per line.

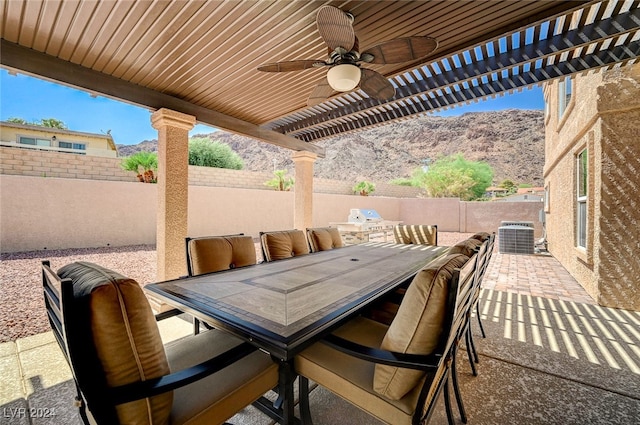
xmin=327 ymin=64 xmax=361 ymax=92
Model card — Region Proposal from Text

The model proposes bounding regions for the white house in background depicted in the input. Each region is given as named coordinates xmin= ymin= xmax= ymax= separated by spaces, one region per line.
xmin=0 ymin=121 xmax=118 ymax=157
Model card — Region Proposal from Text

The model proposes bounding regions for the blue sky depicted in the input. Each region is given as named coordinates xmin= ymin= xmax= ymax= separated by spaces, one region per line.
xmin=0 ymin=69 xmax=544 ymax=146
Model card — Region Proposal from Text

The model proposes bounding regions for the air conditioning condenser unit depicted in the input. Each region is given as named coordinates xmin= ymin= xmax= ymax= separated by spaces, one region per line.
xmin=498 ymin=222 xmax=534 ymax=254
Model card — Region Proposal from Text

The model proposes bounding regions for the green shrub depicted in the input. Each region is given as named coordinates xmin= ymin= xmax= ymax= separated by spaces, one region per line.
xmin=188 ymin=137 xmax=244 ymax=169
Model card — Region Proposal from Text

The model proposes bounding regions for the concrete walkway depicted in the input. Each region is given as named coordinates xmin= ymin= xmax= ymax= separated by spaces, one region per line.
xmin=1 ymin=252 xmax=639 ymax=424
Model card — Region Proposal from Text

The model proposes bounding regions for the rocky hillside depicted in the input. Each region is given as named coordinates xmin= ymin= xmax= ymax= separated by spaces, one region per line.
xmin=117 ymin=109 xmax=545 ymax=186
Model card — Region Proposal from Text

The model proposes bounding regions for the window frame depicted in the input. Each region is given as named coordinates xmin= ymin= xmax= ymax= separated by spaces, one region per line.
xmin=576 ymin=148 xmax=588 ymax=250
xmin=19 ymin=136 xmax=50 ymax=147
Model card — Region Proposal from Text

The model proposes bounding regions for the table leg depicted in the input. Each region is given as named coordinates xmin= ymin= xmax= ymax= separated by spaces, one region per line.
xmin=277 ymin=359 xmax=297 ymax=425
xmin=253 ymin=358 xmax=299 ymax=425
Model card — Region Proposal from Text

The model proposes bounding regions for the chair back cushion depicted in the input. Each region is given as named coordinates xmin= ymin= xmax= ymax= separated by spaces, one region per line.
xmin=58 ymin=262 xmax=172 ymax=424
xmin=187 ymin=235 xmax=256 ymax=276
xmin=393 ymin=225 xmax=437 ymax=246
xmin=470 ymin=232 xmax=491 ymax=242
xmin=373 ymin=253 xmax=469 ymax=400
xmin=261 ymin=230 xmax=310 ymax=262
xmin=393 ymin=225 xmax=412 ymax=244
xmin=448 ymin=238 xmax=482 ymax=257
xmin=307 ymin=227 xmax=344 ymax=252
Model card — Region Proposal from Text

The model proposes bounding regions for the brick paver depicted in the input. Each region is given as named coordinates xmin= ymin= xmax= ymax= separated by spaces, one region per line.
xmin=482 ymin=251 xmax=596 ymax=305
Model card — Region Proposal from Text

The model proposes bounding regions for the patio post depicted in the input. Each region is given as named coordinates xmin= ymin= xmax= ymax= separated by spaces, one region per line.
xmin=292 ymin=151 xmax=317 ymax=230
xmin=151 ymin=108 xmax=195 ymax=281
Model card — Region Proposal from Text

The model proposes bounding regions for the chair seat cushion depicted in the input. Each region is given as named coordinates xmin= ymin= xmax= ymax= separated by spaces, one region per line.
xmin=296 ymin=316 xmax=422 ymax=425
xmin=166 ymin=330 xmax=279 ymax=425
xmin=374 ymin=253 xmax=469 ymax=400
xmin=58 ymin=261 xmax=172 ymax=424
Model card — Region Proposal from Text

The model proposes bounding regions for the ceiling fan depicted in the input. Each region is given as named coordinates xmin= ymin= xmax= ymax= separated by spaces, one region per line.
xmin=257 ymin=5 xmax=438 ymax=106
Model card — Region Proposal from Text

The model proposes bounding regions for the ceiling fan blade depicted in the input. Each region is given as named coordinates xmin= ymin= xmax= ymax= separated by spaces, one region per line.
xmin=307 ymin=78 xmax=336 ymax=106
xmin=362 ymin=36 xmax=438 ymax=64
xmin=317 ymin=5 xmax=355 ymax=52
xmin=360 ymin=69 xmax=395 ymax=101
xmin=258 ymin=60 xmax=324 ymax=72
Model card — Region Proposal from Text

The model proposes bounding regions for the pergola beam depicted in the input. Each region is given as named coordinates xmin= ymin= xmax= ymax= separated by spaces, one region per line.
xmin=0 ymin=40 xmax=325 ymax=157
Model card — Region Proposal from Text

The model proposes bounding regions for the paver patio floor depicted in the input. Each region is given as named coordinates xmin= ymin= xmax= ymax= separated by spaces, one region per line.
xmin=1 ymin=246 xmax=638 ymax=425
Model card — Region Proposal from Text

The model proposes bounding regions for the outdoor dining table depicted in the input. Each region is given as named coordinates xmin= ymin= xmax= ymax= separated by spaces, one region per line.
xmin=145 ymin=241 xmax=449 ymax=424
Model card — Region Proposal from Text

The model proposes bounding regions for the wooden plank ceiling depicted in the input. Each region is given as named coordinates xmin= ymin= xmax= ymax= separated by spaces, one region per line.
xmin=2 ymin=1 xmax=639 ymax=153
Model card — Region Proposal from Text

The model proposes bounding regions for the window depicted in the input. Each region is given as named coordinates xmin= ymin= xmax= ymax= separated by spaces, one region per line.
xmin=576 ymin=149 xmax=587 ymax=249
xmin=558 ymin=76 xmax=572 ymax=119
xmin=59 ymin=141 xmax=86 ymax=150
xmin=19 ymin=136 xmax=50 ymax=147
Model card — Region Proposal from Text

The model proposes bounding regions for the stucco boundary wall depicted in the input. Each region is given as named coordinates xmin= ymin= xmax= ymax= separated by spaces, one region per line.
xmin=0 ymin=175 xmax=542 ymax=253
xmin=0 ymin=146 xmax=421 ymax=197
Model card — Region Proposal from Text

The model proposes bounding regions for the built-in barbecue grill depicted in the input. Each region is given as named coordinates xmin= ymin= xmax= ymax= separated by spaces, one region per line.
xmin=330 ymin=209 xmax=401 ymax=244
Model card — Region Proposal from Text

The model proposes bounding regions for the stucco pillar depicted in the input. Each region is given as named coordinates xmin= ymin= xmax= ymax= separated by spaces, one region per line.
xmin=292 ymin=151 xmax=317 ymax=230
xmin=151 ymin=108 xmax=195 ymax=281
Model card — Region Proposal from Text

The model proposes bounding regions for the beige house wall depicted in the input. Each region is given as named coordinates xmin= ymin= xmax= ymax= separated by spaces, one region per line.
xmin=0 ymin=122 xmax=117 ymax=157
xmin=544 ymin=63 xmax=640 ymax=310
xmin=0 ymin=174 xmax=541 ymax=253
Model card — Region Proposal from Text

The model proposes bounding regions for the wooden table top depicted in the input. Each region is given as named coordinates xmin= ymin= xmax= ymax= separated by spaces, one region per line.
xmin=146 ymin=242 xmax=448 ymax=359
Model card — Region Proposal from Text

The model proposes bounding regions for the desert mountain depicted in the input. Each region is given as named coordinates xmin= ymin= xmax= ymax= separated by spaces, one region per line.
xmin=117 ymin=109 xmax=545 ymax=186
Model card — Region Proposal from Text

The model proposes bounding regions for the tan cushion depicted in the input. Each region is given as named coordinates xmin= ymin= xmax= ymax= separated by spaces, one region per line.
xmin=187 ymin=235 xmax=256 ymax=275
xmin=166 ymin=329 xmax=278 ymax=425
xmin=58 ymin=262 xmax=172 ymax=424
xmin=448 ymin=238 xmax=482 ymax=257
xmin=407 ymin=225 xmax=437 ymax=246
xmin=307 ymin=227 xmax=344 ymax=252
xmin=262 ymin=230 xmax=310 ymax=261
xmin=470 ymin=232 xmax=491 ymax=242
xmin=373 ymin=253 xmax=469 ymax=400
xmin=393 ymin=225 xmax=412 ymax=244
xmin=296 ymin=317 xmax=422 ymax=425
xmin=393 ymin=225 xmax=437 ymax=245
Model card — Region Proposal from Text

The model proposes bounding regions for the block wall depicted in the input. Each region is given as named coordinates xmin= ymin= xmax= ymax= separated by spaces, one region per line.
xmin=0 ymin=146 xmax=421 ymax=197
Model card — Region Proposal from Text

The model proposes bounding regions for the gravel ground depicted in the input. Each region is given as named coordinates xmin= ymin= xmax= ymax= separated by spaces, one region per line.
xmin=0 ymin=233 xmax=473 ymax=343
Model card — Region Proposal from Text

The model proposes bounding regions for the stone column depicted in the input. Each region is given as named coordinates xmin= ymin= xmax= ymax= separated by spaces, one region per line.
xmin=151 ymin=108 xmax=195 ymax=281
xmin=292 ymin=151 xmax=317 ymax=230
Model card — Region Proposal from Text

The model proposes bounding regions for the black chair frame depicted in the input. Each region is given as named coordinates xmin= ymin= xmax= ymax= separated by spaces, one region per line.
xmin=42 ymin=260 xmax=260 ymax=425
xmin=299 ymin=262 xmax=477 ymax=425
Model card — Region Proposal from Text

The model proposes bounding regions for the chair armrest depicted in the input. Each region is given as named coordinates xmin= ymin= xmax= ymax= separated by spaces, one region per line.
xmin=154 ymin=308 xmax=183 ymax=321
xmin=107 ymin=341 xmax=257 ymax=405
xmin=322 ymin=334 xmax=443 ymax=370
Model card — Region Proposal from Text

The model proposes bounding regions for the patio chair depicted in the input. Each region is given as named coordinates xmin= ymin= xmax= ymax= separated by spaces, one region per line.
xmin=42 ymin=260 xmax=278 ymax=425
xmin=393 ymin=224 xmax=438 ymax=246
xmin=260 ymin=229 xmax=310 ymax=262
xmin=185 ymin=234 xmax=258 ymax=334
xmin=295 ymin=252 xmax=475 ymax=425
xmin=306 ymin=227 xmax=344 ymax=252
xmin=469 ymin=233 xmax=496 ymax=341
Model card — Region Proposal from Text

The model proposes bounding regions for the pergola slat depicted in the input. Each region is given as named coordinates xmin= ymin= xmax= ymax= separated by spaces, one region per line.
xmin=267 ymin=7 xmax=639 ymax=138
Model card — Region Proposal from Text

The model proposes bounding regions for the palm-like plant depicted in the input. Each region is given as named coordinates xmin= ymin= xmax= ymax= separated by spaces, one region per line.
xmin=265 ymin=169 xmax=294 ymax=191
xmin=353 ymin=181 xmax=375 ymax=196
xmin=121 ymin=152 xmax=158 ymax=183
